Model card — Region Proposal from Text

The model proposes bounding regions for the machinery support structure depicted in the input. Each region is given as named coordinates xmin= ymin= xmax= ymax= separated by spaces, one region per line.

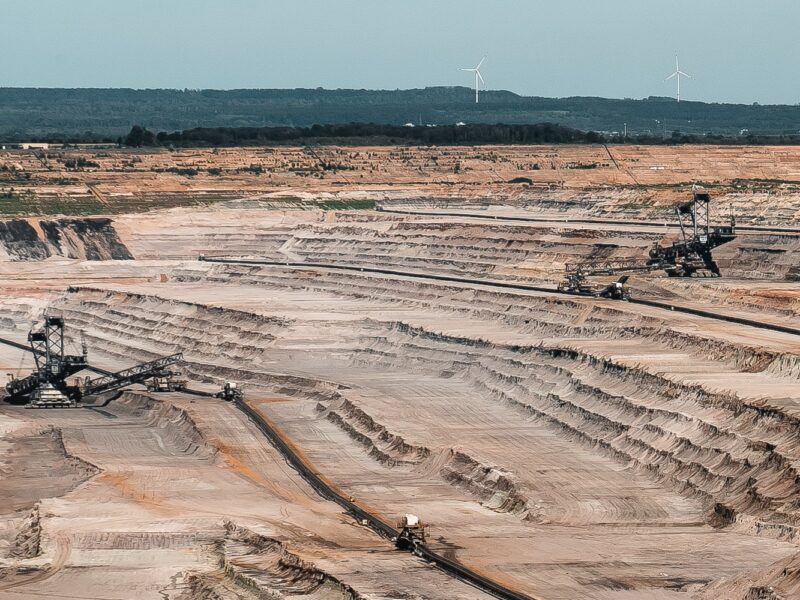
xmin=4 ymin=316 xmax=184 ymax=407
xmin=560 ymin=189 xmax=737 ymax=297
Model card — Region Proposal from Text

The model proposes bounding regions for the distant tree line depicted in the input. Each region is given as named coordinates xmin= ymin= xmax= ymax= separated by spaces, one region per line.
xmin=136 ymin=123 xmax=602 ymax=147
xmin=3 ymin=88 xmax=800 ymax=139
xmin=116 ymin=122 xmax=800 ymax=148
xmin=123 ymin=125 xmax=156 ymax=147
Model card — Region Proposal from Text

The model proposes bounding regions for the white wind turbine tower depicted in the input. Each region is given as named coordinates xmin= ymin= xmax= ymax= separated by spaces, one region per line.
xmin=461 ymin=56 xmax=486 ymax=103
xmin=665 ymin=55 xmax=691 ymax=102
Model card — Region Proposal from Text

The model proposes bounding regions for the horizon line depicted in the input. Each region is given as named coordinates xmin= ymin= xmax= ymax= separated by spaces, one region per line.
xmin=0 ymin=86 xmax=794 ymax=107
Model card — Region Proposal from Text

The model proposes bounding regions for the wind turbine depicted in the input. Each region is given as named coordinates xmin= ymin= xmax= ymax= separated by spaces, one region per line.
xmin=460 ymin=56 xmax=486 ymax=103
xmin=665 ymin=55 xmax=691 ymax=102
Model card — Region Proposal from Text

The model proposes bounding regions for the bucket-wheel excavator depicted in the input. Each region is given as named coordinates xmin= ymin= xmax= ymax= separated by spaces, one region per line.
xmin=559 ymin=189 xmax=736 ymax=298
xmin=4 ymin=315 xmax=183 ymax=408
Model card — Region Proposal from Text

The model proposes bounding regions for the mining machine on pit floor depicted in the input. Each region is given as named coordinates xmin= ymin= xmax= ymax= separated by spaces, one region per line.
xmin=4 ymin=315 xmax=183 ymax=408
xmin=560 ymin=189 xmax=737 ymax=297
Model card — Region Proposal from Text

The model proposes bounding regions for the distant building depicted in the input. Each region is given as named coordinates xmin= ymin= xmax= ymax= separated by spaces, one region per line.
xmin=19 ymin=143 xmax=49 ymax=150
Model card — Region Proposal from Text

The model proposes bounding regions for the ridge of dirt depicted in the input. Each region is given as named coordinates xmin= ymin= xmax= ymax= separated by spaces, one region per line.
xmin=175 ymin=521 xmax=366 ymax=600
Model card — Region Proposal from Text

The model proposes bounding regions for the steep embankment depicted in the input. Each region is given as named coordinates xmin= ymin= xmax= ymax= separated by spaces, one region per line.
xmin=52 ymin=286 xmax=800 ymax=535
xmin=698 ymin=550 xmax=800 ymax=599
xmin=180 ymin=521 xmax=365 ymax=600
xmin=118 ymin=206 xmax=800 ymax=282
xmin=0 ymin=426 xmax=99 ymax=566
xmin=0 ymin=218 xmax=131 ymax=261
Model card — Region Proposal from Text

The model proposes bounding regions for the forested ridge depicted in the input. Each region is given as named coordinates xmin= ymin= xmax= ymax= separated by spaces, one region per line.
xmin=2 ymin=87 xmax=800 ymax=140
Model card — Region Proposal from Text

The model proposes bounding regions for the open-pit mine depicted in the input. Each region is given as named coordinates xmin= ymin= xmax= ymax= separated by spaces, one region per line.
xmin=1 ymin=144 xmax=800 ymax=600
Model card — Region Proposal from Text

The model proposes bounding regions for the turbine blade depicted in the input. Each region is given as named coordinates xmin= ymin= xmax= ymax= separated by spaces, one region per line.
xmin=665 ymin=72 xmax=677 ymax=80
xmin=678 ymin=70 xmax=691 ymax=78
xmin=476 ymin=56 xmax=486 ymax=70
xmin=477 ymin=71 xmax=485 ymax=85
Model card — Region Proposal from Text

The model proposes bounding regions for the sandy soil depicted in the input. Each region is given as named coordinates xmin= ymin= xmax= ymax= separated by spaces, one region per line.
xmin=1 ymin=144 xmax=799 ymax=599
xmin=3 ymin=144 xmax=800 ymax=226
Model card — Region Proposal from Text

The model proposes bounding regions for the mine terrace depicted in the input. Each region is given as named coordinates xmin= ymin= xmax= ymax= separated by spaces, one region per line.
xmin=1 ymin=143 xmax=800 ymax=600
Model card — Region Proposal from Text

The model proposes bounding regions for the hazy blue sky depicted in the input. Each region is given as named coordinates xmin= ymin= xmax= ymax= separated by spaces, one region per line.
xmin=2 ymin=0 xmax=798 ymax=104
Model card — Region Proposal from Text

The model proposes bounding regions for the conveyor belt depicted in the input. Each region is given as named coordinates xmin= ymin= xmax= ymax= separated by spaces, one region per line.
xmin=376 ymin=207 xmax=800 ymax=236
xmin=234 ymin=397 xmax=537 ymax=600
xmin=0 ymin=333 xmax=535 ymax=599
xmin=198 ymin=257 xmax=800 ymax=338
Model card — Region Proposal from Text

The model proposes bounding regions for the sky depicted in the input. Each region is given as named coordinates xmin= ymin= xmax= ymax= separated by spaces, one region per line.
xmin=2 ymin=0 xmax=799 ymax=105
